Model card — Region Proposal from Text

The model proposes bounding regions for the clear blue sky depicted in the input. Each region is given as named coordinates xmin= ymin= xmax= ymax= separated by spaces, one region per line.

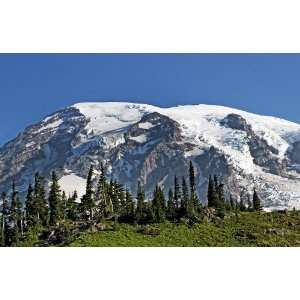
xmin=1 ymin=53 xmax=300 ymax=145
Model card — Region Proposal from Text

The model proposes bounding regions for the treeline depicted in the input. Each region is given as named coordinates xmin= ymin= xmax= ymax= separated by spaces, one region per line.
xmin=0 ymin=161 xmax=262 ymax=246
xmin=207 ymin=175 xmax=262 ymax=217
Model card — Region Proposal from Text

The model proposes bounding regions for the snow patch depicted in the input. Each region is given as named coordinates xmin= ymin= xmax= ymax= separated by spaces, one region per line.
xmin=138 ymin=122 xmax=155 ymax=130
xmin=59 ymin=174 xmax=86 ymax=200
xmin=184 ymin=148 xmax=205 ymax=158
xmin=37 ymin=119 xmax=63 ymax=133
xmin=73 ymin=102 xmax=156 ymax=136
xmin=129 ymin=134 xmax=148 ymax=143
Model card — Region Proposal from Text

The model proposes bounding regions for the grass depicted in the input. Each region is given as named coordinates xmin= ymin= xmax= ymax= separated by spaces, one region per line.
xmin=69 ymin=211 xmax=300 ymax=247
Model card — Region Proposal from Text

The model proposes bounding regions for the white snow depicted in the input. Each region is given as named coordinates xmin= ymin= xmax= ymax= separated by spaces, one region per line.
xmin=157 ymin=104 xmax=300 ymax=161
xmin=129 ymin=134 xmax=148 ymax=143
xmin=37 ymin=119 xmax=63 ymax=133
xmin=72 ymin=102 xmax=300 ymax=153
xmin=138 ymin=122 xmax=155 ymax=130
xmin=59 ymin=173 xmax=86 ymax=200
xmin=184 ymin=148 xmax=205 ymax=158
xmin=73 ymin=102 xmax=157 ymax=135
xmin=70 ymin=101 xmax=300 ymax=175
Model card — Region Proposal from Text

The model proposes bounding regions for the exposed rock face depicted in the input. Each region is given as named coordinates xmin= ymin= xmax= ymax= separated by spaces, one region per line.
xmin=289 ymin=141 xmax=300 ymax=164
xmin=222 ymin=113 xmax=283 ymax=175
xmin=221 ymin=113 xmax=251 ymax=132
xmin=110 ymin=112 xmax=185 ymax=196
xmin=1 ymin=102 xmax=300 ymax=210
xmin=0 ymin=107 xmax=88 ymax=191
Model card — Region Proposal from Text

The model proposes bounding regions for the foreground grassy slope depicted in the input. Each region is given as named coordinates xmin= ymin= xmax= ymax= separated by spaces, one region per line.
xmin=69 ymin=211 xmax=300 ymax=247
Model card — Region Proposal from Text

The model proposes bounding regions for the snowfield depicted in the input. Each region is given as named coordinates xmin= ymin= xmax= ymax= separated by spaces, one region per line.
xmin=73 ymin=102 xmax=300 ymax=150
xmin=58 ymin=173 xmax=86 ymax=200
xmin=72 ymin=102 xmax=300 ymax=175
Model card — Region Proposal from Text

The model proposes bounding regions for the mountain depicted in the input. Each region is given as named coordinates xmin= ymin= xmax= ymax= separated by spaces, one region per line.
xmin=1 ymin=101 xmax=300 ymax=210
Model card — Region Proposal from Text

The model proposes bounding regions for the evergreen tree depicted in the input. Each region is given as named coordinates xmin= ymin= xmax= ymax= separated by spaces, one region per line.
xmin=213 ymin=175 xmax=220 ymax=205
xmin=210 ymin=177 xmax=225 ymax=218
xmin=95 ymin=163 xmax=112 ymax=219
xmin=81 ymin=166 xmax=95 ymax=221
xmin=33 ymin=173 xmax=49 ymax=226
xmin=216 ymin=182 xmax=225 ymax=209
xmin=0 ymin=192 xmax=9 ymax=246
xmin=48 ymin=171 xmax=62 ymax=226
xmin=229 ymin=194 xmax=235 ymax=211
xmin=189 ymin=161 xmax=199 ymax=212
xmin=136 ymin=182 xmax=146 ymax=223
xmin=110 ymin=180 xmax=121 ymax=215
xmin=207 ymin=175 xmax=219 ymax=208
xmin=123 ymin=188 xmax=135 ymax=222
xmin=253 ymin=189 xmax=262 ymax=211
xmin=25 ymin=183 xmax=36 ymax=228
xmin=61 ymin=191 xmax=67 ymax=221
xmin=224 ymin=198 xmax=232 ymax=211
xmin=117 ymin=183 xmax=126 ymax=215
xmin=152 ymin=185 xmax=166 ymax=223
xmin=144 ymin=201 xmax=155 ymax=224
xmin=174 ymin=175 xmax=181 ymax=210
xmin=9 ymin=182 xmax=23 ymax=245
xmin=66 ymin=191 xmax=78 ymax=221
xmin=166 ymin=189 xmax=176 ymax=221
xmin=207 ymin=175 xmax=214 ymax=207
xmin=180 ymin=177 xmax=189 ymax=217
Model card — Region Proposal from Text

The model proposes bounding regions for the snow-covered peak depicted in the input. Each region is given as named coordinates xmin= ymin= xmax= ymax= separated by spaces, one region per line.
xmin=72 ymin=102 xmax=300 ymax=138
xmin=71 ymin=101 xmax=300 ymax=157
xmin=72 ymin=102 xmax=157 ymax=135
xmin=3 ymin=100 xmax=300 ymax=210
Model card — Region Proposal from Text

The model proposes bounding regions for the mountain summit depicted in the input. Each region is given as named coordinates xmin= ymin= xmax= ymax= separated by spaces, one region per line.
xmin=1 ymin=101 xmax=300 ymax=210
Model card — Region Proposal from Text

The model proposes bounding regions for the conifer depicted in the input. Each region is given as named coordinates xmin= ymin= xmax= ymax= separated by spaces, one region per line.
xmin=207 ymin=175 xmax=215 ymax=207
xmin=189 ymin=161 xmax=199 ymax=211
xmin=25 ymin=183 xmax=36 ymax=228
xmin=136 ymin=182 xmax=146 ymax=223
xmin=174 ymin=175 xmax=181 ymax=210
xmin=9 ymin=182 xmax=22 ymax=245
xmin=33 ymin=173 xmax=49 ymax=226
xmin=166 ymin=189 xmax=176 ymax=221
xmin=61 ymin=191 xmax=67 ymax=221
xmin=124 ymin=188 xmax=135 ymax=222
xmin=95 ymin=164 xmax=112 ymax=218
xmin=152 ymin=185 xmax=166 ymax=223
xmin=0 ymin=192 xmax=9 ymax=246
xmin=81 ymin=166 xmax=95 ymax=220
xmin=229 ymin=194 xmax=235 ymax=211
xmin=66 ymin=191 xmax=78 ymax=220
xmin=216 ymin=182 xmax=225 ymax=209
xmin=48 ymin=171 xmax=62 ymax=226
xmin=207 ymin=175 xmax=219 ymax=208
xmin=253 ymin=189 xmax=262 ymax=211
xmin=181 ymin=177 xmax=189 ymax=217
